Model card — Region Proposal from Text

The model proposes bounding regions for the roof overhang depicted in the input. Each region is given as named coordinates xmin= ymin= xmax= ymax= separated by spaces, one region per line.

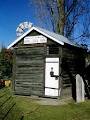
xmin=7 ymin=26 xmax=64 ymax=49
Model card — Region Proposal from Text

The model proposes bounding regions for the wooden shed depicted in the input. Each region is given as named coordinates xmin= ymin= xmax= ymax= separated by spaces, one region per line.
xmin=8 ymin=26 xmax=85 ymax=99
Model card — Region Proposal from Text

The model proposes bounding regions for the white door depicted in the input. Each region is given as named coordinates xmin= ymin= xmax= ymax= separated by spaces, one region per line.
xmin=45 ymin=58 xmax=59 ymax=97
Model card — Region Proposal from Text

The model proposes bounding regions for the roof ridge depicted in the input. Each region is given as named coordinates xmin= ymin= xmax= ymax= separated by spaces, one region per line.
xmin=7 ymin=25 xmax=79 ymax=49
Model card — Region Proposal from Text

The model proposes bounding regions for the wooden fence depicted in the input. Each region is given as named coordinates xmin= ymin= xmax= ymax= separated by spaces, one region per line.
xmin=0 ymin=88 xmax=23 ymax=120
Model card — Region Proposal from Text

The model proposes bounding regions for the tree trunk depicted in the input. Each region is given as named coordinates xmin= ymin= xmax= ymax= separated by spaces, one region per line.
xmin=57 ymin=0 xmax=65 ymax=35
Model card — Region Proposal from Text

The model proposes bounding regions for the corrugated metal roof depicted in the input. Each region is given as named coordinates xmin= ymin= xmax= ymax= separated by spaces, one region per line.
xmin=7 ymin=26 xmax=79 ymax=49
xmin=35 ymin=26 xmax=78 ymax=47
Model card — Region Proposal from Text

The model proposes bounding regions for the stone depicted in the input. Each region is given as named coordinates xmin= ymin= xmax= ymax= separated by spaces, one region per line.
xmin=76 ymin=74 xmax=85 ymax=102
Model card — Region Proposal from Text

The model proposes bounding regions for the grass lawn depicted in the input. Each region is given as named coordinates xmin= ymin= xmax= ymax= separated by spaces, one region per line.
xmin=0 ymin=87 xmax=90 ymax=120
xmin=15 ymin=95 xmax=90 ymax=120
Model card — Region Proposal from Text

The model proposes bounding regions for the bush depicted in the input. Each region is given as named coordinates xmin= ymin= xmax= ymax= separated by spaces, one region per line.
xmin=0 ymin=47 xmax=13 ymax=79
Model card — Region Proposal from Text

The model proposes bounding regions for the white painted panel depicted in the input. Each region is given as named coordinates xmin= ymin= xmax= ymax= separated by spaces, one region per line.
xmin=46 ymin=58 xmax=59 ymax=63
xmin=45 ymin=58 xmax=59 ymax=96
xmin=24 ymin=35 xmax=47 ymax=44
xmin=45 ymin=88 xmax=58 ymax=96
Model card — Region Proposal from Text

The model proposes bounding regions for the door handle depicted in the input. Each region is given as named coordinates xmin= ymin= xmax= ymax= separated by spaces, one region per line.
xmin=50 ymin=67 xmax=59 ymax=80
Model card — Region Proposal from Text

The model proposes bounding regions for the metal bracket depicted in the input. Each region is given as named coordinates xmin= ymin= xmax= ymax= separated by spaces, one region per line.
xmin=50 ymin=67 xmax=59 ymax=80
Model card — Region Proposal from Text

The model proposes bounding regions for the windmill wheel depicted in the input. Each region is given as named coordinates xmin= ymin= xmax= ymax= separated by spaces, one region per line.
xmin=16 ymin=22 xmax=33 ymax=37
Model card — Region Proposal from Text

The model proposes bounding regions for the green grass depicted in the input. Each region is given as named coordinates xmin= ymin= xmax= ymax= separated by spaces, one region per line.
xmin=0 ymin=87 xmax=22 ymax=120
xmin=15 ymin=96 xmax=90 ymax=120
xmin=0 ymin=87 xmax=90 ymax=120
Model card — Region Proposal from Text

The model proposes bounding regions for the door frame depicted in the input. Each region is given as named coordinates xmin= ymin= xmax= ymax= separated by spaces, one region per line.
xmin=44 ymin=57 xmax=60 ymax=97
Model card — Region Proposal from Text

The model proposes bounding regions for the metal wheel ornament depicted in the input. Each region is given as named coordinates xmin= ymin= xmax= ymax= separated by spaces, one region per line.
xmin=16 ymin=22 xmax=33 ymax=37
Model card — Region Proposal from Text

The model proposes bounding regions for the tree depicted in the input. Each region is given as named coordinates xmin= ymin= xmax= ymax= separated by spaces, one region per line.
xmin=0 ymin=47 xmax=13 ymax=79
xmin=29 ymin=0 xmax=90 ymax=48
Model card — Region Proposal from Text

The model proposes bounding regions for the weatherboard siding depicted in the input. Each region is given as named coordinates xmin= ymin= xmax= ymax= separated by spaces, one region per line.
xmin=13 ymin=31 xmax=45 ymax=96
xmin=61 ymin=45 xmax=85 ymax=99
xmin=12 ymin=29 xmax=85 ymax=100
xmin=14 ymin=45 xmax=45 ymax=96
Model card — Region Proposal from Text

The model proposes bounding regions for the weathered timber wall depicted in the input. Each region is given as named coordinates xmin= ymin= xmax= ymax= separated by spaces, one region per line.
xmin=61 ymin=44 xmax=85 ymax=99
xmin=14 ymin=45 xmax=45 ymax=96
xmin=12 ymin=29 xmax=85 ymax=99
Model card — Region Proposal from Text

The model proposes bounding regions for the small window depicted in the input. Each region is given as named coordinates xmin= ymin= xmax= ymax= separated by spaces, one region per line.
xmin=47 ymin=45 xmax=59 ymax=54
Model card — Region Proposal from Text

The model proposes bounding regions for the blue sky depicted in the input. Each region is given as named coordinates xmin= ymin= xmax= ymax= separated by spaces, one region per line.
xmin=0 ymin=0 xmax=90 ymax=49
xmin=0 ymin=0 xmax=39 ymax=47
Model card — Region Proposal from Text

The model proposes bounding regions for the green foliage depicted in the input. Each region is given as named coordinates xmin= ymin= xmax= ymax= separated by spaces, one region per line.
xmin=0 ymin=47 xmax=13 ymax=79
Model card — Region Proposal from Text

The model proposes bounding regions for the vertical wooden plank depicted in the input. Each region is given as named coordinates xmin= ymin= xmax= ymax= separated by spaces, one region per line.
xmin=59 ymin=46 xmax=63 ymax=97
xmin=12 ymin=49 xmax=16 ymax=92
